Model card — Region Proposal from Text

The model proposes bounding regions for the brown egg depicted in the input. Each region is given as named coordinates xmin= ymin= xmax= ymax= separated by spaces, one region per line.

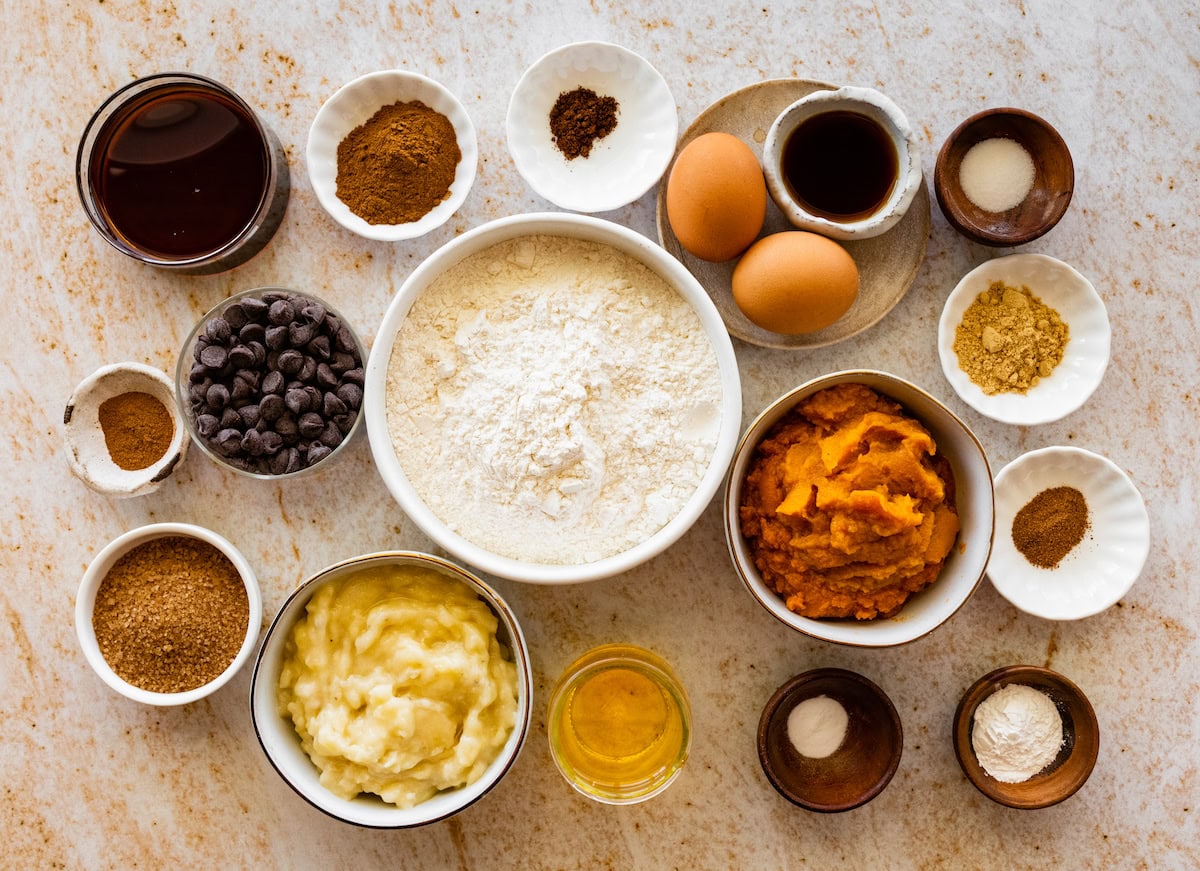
xmin=731 ymin=232 xmax=859 ymax=334
xmin=666 ymin=132 xmax=766 ymax=262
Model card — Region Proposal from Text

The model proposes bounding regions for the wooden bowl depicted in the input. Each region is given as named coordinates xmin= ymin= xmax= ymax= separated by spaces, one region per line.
xmin=757 ymin=668 xmax=902 ymax=812
xmin=953 ymin=665 xmax=1099 ymax=809
xmin=934 ymin=108 xmax=1073 ymax=246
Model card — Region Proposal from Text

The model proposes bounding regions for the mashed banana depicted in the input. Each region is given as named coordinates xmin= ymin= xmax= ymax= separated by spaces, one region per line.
xmin=740 ymin=383 xmax=960 ymax=620
xmin=278 ymin=562 xmax=519 ymax=808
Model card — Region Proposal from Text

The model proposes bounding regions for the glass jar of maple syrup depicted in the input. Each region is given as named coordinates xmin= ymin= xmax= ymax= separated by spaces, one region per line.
xmin=76 ymin=73 xmax=290 ymax=274
xmin=547 ymin=644 xmax=692 ymax=804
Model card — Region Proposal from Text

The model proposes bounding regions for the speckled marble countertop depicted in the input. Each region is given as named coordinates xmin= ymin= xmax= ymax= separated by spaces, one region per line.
xmin=4 ymin=2 xmax=1198 ymax=868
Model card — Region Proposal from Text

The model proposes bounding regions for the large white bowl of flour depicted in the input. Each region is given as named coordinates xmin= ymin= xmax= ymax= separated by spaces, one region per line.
xmin=366 ymin=213 xmax=742 ymax=583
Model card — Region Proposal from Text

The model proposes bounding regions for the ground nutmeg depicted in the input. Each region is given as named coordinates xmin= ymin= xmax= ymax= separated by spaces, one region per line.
xmin=335 ymin=100 xmax=460 ymax=225
xmin=92 ymin=536 xmax=249 ymax=694
xmin=1011 ymin=485 xmax=1090 ymax=569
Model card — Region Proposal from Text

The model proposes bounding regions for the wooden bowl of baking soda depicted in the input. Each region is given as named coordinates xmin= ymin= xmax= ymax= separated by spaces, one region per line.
xmin=953 ymin=665 xmax=1100 ymax=809
xmin=934 ymin=108 xmax=1074 ymax=246
xmin=757 ymin=668 xmax=903 ymax=812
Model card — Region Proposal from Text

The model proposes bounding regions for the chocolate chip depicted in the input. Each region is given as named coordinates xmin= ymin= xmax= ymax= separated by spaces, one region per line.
xmin=333 ymin=413 xmax=355 ymax=435
xmin=189 ymin=362 xmax=208 ymax=383
xmin=239 ymin=322 xmax=266 ymax=345
xmin=323 ymin=392 xmax=347 ymax=417
xmin=268 ymin=299 xmax=295 ymax=326
xmin=278 ymin=349 xmax=303 ymax=375
xmin=261 ymin=290 xmax=290 ymax=305
xmin=260 ymin=431 xmax=284 ymax=455
xmin=262 ymin=370 xmax=285 ymax=395
xmin=301 ymin=302 xmax=327 ymax=323
xmin=297 ymin=355 xmax=317 ymax=383
xmin=269 ymin=447 xmax=297 ymax=475
xmin=240 ymin=297 xmax=268 ymax=319
xmin=228 ymin=345 xmax=255 ymax=368
xmin=189 ymin=381 xmax=210 ymax=404
xmin=241 ymin=428 xmax=266 ymax=456
xmin=335 ymin=325 xmax=357 ymax=353
xmin=343 ymin=367 xmax=365 ymax=386
xmin=306 ymin=335 xmax=331 ymax=360
xmin=196 ymin=414 xmax=220 ymax=437
xmin=265 ymin=324 xmax=289 ymax=351
xmin=238 ymin=404 xmax=261 ymax=428
xmin=219 ymin=407 xmax=242 ymax=429
xmin=224 ymin=303 xmax=248 ymax=331
xmin=306 ymin=444 xmax=332 ymax=466
xmin=205 ymin=317 xmax=232 ymax=344
xmin=298 ymin=412 xmax=324 ymax=439
xmin=215 ymin=428 xmax=243 ymax=456
xmin=285 ymin=388 xmax=310 ymax=415
xmin=289 ymin=321 xmax=316 ymax=346
xmin=316 ymin=363 xmax=338 ymax=389
xmin=206 ymin=383 xmax=230 ymax=409
xmin=249 ymin=341 xmax=267 ymax=366
xmin=199 ymin=344 xmax=228 ymax=368
xmin=336 ymin=383 xmax=363 ymax=409
xmin=319 ymin=421 xmax=343 ymax=449
xmin=274 ymin=414 xmax=299 ymax=443
xmin=331 ymin=352 xmax=355 ymax=374
xmin=259 ymin=393 xmax=286 ymax=421
xmin=230 ymin=378 xmax=254 ymax=403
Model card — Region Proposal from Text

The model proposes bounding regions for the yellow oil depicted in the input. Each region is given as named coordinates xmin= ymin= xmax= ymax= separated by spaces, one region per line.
xmin=549 ymin=645 xmax=690 ymax=801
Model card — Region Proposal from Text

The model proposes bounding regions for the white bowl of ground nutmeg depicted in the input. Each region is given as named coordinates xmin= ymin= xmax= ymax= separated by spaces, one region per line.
xmin=365 ymin=212 xmax=742 ymax=584
xmin=75 ymin=522 xmax=262 ymax=705
xmin=938 ymin=253 xmax=1111 ymax=426
xmin=307 ymin=70 xmax=478 ymax=241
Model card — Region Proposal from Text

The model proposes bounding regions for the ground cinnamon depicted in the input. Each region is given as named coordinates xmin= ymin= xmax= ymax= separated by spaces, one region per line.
xmin=336 ymin=100 xmax=461 ymax=225
xmin=549 ymin=87 xmax=619 ymax=160
xmin=1011 ymin=486 xmax=1090 ymax=568
xmin=97 ymin=391 xmax=173 ymax=470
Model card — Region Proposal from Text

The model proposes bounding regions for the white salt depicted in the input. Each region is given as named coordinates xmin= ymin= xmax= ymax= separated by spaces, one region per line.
xmin=786 ymin=695 xmax=849 ymax=759
xmin=959 ymin=137 xmax=1036 ymax=212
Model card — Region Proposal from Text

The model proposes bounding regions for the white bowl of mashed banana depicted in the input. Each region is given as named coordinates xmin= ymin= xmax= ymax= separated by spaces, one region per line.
xmin=249 ymin=551 xmax=532 ymax=827
xmin=365 ymin=212 xmax=742 ymax=584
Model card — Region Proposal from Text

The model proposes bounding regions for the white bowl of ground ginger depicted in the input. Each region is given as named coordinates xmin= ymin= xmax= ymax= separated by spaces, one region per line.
xmin=937 ymin=253 xmax=1111 ymax=426
xmin=75 ymin=522 xmax=262 ymax=705
xmin=249 ymin=552 xmax=532 ymax=828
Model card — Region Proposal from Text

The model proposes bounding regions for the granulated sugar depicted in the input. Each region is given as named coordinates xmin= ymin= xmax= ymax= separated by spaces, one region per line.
xmin=385 ymin=235 xmax=722 ymax=565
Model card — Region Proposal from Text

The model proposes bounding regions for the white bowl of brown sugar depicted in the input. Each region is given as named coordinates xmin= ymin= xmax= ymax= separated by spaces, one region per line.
xmin=937 ymin=254 xmax=1111 ymax=426
xmin=75 ymin=522 xmax=262 ymax=705
xmin=307 ymin=70 xmax=478 ymax=241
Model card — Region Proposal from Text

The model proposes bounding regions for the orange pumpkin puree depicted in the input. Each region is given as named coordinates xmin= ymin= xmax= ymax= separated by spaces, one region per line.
xmin=739 ymin=383 xmax=959 ymax=620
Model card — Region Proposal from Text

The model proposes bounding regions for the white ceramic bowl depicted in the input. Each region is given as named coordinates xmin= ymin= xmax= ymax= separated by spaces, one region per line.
xmin=307 ymin=70 xmax=477 ymax=241
xmin=988 ymin=447 xmax=1150 ymax=619
xmin=506 ymin=42 xmax=678 ymax=212
xmin=725 ymin=370 xmax=995 ymax=647
xmin=249 ymin=551 xmax=533 ymax=828
xmin=64 ymin=362 xmax=189 ymax=497
xmin=364 ymin=212 xmax=742 ymax=584
xmin=75 ymin=522 xmax=262 ymax=705
xmin=938 ymin=254 xmax=1111 ymax=425
xmin=762 ymin=85 xmax=923 ymax=241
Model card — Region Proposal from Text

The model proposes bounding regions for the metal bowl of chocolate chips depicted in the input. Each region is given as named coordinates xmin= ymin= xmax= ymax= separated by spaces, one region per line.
xmin=175 ymin=287 xmax=367 ymax=478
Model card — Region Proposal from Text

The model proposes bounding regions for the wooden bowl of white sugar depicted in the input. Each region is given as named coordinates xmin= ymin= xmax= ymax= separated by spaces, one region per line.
xmin=934 ymin=108 xmax=1074 ymax=246
xmin=364 ymin=213 xmax=742 ymax=584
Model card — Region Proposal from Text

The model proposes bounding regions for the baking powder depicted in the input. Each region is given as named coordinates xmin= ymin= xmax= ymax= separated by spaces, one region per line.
xmin=385 ymin=235 xmax=722 ymax=564
xmin=970 ymin=683 xmax=1063 ymax=783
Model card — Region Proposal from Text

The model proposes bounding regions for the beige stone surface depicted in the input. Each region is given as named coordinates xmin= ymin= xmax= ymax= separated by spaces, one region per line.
xmin=3 ymin=1 xmax=1197 ymax=868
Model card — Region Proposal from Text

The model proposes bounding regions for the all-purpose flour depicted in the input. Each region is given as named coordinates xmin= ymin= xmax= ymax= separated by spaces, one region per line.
xmin=385 ymin=235 xmax=723 ymax=565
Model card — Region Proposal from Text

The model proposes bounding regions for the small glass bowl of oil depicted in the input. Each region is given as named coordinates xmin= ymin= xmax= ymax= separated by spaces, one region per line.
xmin=547 ymin=644 xmax=692 ymax=804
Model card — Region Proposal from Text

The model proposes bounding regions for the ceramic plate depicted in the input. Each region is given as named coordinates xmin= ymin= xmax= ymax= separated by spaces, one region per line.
xmin=937 ymin=253 xmax=1111 ymax=425
xmin=655 ymin=78 xmax=931 ymax=350
xmin=506 ymin=42 xmax=677 ymax=213
xmin=988 ymin=447 xmax=1150 ymax=619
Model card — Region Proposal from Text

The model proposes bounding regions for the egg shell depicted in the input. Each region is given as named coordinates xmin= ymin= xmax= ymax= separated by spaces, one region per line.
xmin=666 ymin=132 xmax=767 ymax=262
xmin=731 ymin=232 xmax=859 ymax=334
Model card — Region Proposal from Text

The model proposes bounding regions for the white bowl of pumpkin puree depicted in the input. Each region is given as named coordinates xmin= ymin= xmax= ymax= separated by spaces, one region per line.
xmin=724 ymin=370 xmax=994 ymax=647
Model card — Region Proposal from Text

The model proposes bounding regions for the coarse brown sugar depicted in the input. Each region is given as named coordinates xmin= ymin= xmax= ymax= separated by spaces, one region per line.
xmin=952 ymin=281 xmax=1068 ymax=395
xmin=92 ymin=536 xmax=249 ymax=694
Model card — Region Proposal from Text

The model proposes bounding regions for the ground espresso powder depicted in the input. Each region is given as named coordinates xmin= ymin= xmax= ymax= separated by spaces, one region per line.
xmin=549 ymin=87 xmax=619 ymax=160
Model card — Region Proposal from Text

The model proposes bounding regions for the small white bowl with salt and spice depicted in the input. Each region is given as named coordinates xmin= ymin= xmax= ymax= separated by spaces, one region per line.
xmin=75 ymin=522 xmax=262 ymax=706
xmin=307 ymin=69 xmax=478 ymax=241
xmin=63 ymin=362 xmax=188 ymax=498
xmin=938 ymin=253 xmax=1111 ymax=426
xmin=506 ymin=42 xmax=678 ymax=212
xmin=987 ymin=446 xmax=1150 ymax=620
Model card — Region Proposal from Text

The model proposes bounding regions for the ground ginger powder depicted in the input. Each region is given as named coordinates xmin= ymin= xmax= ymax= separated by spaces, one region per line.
xmin=953 ymin=282 xmax=1068 ymax=395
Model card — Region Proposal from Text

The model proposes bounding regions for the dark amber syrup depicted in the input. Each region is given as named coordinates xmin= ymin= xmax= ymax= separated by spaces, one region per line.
xmin=781 ymin=110 xmax=899 ymax=222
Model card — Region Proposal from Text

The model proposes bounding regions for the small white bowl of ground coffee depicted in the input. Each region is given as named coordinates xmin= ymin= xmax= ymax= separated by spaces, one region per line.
xmin=307 ymin=70 xmax=477 ymax=242
xmin=64 ymin=362 xmax=188 ymax=498
xmin=75 ymin=522 xmax=262 ymax=705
